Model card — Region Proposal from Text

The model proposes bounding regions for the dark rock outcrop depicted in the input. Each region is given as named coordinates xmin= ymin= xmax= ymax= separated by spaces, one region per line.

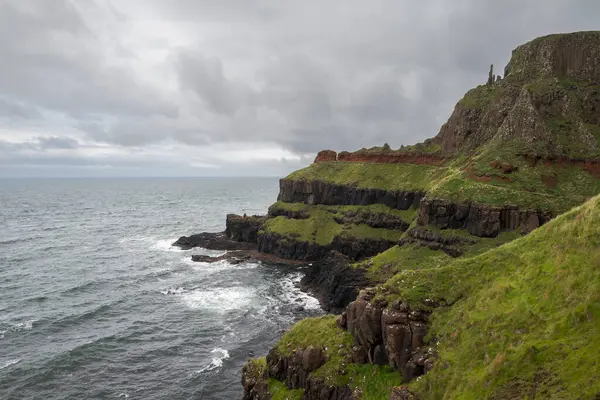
xmin=266 ymin=348 xmax=355 ymax=400
xmin=225 ymin=214 xmax=267 ymax=243
xmin=257 ymin=232 xmax=330 ymax=261
xmin=417 ymin=198 xmax=552 ymax=237
xmin=343 ymin=289 xmax=437 ymax=382
xmin=172 ymin=232 xmax=256 ymax=251
xmin=300 ymin=252 xmax=370 ymax=313
xmin=278 ymin=179 xmax=424 ymax=210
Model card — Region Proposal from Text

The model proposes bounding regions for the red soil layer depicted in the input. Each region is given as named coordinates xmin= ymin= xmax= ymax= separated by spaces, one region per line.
xmin=522 ymin=154 xmax=600 ymax=178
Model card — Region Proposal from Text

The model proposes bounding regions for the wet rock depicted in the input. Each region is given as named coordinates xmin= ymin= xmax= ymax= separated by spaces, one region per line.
xmin=225 ymin=214 xmax=267 ymax=243
xmin=173 ymin=232 xmax=256 ymax=251
xmin=300 ymin=252 xmax=369 ymax=312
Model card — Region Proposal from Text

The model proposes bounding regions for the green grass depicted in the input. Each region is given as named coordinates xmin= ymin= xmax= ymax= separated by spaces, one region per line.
xmin=286 ymin=161 xmax=444 ymax=192
xmin=458 ymin=84 xmax=508 ymax=109
xmin=357 ymin=244 xmax=453 ymax=283
xmin=379 ymin=194 xmax=600 ymax=398
xmin=346 ymin=364 xmax=403 ymax=399
xmin=262 ymin=209 xmax=342 ymax=245
xmin=268 ymin=379 xmax=304 ymax=400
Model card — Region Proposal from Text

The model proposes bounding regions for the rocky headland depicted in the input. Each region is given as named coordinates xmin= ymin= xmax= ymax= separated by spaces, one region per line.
xmin=175 ymin=32 xmax=600 ymax=399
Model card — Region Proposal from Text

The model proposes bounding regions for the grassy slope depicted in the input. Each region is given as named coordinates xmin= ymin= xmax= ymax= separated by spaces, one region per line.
xmin=380 ymin=194 xmax=600 ymax=399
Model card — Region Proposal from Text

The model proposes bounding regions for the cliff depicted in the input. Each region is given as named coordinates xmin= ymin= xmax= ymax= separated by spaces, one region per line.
xmin=242 ymin=32 xmax=600 ymax=400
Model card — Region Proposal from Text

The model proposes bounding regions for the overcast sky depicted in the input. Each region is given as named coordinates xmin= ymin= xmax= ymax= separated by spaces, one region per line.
xmin=0 ymin=1 xmax=598 ymax=177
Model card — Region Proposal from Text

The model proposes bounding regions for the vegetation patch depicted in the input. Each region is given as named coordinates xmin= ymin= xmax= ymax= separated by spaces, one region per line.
xmin=267 ymin=379 xmax=304 ymax=400
xmin=346 ymin=364 xmax=403 ymax=400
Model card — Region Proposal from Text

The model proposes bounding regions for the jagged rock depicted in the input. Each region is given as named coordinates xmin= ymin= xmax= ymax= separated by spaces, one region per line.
xmin=172 ymin=232 xmax=256 ymax=251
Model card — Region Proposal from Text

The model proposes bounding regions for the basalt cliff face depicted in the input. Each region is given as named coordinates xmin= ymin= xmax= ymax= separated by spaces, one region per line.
xmin=231 ymin=32 xmax=600 ymax=400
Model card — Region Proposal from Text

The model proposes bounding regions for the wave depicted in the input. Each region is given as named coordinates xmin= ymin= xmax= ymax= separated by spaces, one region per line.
xmin=0 ymin=358 xmax=21 ymax=370
xmin=0 ymin=319 xmax=38 ymax=338
xmin=196 ymin=348 xmax=230 ymax=373
xmin=0 ymin=235 xmax=44 ymax=246
xmin=180 ymin=287 xmax=256 ymax=312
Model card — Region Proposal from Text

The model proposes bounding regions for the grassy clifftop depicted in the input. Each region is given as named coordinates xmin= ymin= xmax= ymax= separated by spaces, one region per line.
xmin=383 ymin=194 xmax=600 ymax=399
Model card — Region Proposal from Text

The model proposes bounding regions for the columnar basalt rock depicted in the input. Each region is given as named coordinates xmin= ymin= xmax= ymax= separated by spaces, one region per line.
xmin=278 ymin=179 xmax=425 ymax=210
xmin=265 ymin=347 xmax=356 ymax=400
xmin=417 ymin=198 xmax=552 ymax=237
xmin=342 ymin=289 xmax=437 ymax=382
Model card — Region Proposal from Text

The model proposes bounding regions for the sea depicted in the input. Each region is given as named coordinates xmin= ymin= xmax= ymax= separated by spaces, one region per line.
xmin=0 ymin=178 xmax=322 ymax=400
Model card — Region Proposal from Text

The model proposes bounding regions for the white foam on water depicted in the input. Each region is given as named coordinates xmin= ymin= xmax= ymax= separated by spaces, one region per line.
xmin=0 ymin=359 xmax=21 ymax=370
xmin=0 ymin=330 xmax=5 ymax=339
xmin=279 ymin=273 xmax=321 ymax=311
xmin=160 ymin=286 xmax=186 ymax=295
xmin=187 ymin=258 xmax=260 ymax=274
xmin=11 ymin=319 xmax=37 ymax=332
xmin=196 ymin=348 xmax=230 ymax=373
xmin=180 ymin=287 xmax=255 ymax=312
xmin=151 ymin=239 xmax=184 ymax=252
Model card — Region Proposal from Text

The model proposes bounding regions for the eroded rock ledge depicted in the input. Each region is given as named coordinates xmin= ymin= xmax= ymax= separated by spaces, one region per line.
xmin=278 ymin=179 xmax=424 ymax=210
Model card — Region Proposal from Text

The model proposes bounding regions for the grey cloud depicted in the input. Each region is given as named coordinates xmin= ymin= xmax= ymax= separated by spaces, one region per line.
xmin=1 ymin=0 xmax=600 ymax=175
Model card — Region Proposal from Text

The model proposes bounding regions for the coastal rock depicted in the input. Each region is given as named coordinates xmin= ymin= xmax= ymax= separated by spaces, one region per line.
xmin=172 ymin=232 xmax=256 ymax=251
xmin=225 ymin=214 xmax=267 ymax=243
xmin=300 ymin=252 xmax=370 ymax=312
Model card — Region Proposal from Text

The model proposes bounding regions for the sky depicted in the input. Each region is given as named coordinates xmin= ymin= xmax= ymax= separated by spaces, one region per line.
xmin=0 ymin=1 xmax=598 ymax=177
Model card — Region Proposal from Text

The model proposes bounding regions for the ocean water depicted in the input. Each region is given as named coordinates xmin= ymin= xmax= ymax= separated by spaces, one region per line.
xmin=0 ymin=178 xmax=322 ymax=400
